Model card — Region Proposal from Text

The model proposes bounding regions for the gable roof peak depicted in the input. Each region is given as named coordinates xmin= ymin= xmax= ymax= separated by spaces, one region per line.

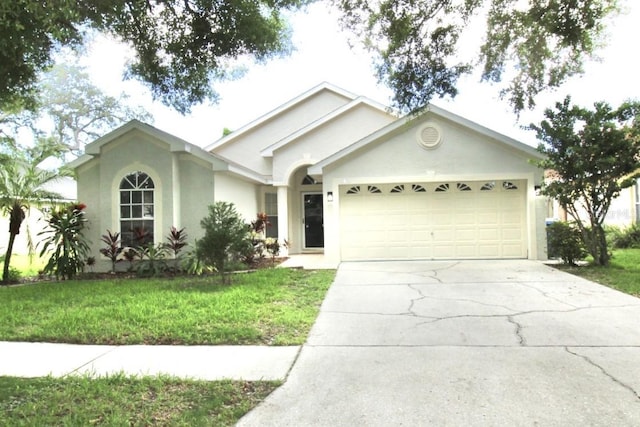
xmin=204 ymin=82 xmax=359 ymax=152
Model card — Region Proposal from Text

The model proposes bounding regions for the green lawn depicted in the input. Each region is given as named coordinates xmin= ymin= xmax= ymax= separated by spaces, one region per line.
xmin=0 ymin=268 xmax=335 ymax=425
xmin=0 ymin=268 xmax=335 ymax=345
xmin=554 ymin=248 xmax=640 ymax=297
xmin=0 ymin=375 xmax=279 ymax=426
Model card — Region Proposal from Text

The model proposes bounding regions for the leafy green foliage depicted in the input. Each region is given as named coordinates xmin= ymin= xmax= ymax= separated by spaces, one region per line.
xmin=0 ymin=1 xmax=84 ymax=111
xmin=533 ymin=96 xmax=640 ymax=265
xmin=196 ymin=202 xmax=250 ymax=282
xmin=39 ymin=203 xmax=90 ymax=280
xmin=336 ymin=0 xmax=618 ymax=113
xmin=36 ymin=64 xmax=152 ymax=155
xmin=608 ymin=224 xmax=640 ymax=249
xmin=0 ymin=139 xmax=70 ymax=284
xmin=135 ymin=243 xmax=168 ymax=277
xmin=546 ymin=221 xmax=587 ymax=265
xmin=0 ymin=0 xmax=309 ymax=113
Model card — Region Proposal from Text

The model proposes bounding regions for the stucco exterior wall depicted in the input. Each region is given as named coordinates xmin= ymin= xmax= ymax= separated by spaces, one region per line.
xmin=325 ymin=117 xmax=541 ymax=181
xmin=0 ymin=207 xmax=48 ymax=256
xmin=174 ymin=154 xmax=216 ymax=244
xmin=213 ymin=172 xmax=259 ymax=222
xmin=212 ymin=90 xmax=352 ymax=175
xmin=76 ymin=159 xmax=102 ymax=263
xmin=272 ymin=105 xmax=396 ymax=184
xmin=76 ymin=130 xmax=223 ymax=272
xmin=319 ymin=115 xmax=545 ymax=263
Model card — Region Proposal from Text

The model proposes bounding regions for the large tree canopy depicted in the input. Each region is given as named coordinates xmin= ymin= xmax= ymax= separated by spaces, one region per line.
xmin=532 ymin=96 xmax=640 ymax=266
xmin=334 ymin=0 xmax=618 ymax=113
xmin=1 ymin=64 xmax=151 ymax=158
xmin=0 ymin=0 xmax=307 ymax=113
xmin=37 ymin=64 xmax=152 ymax=155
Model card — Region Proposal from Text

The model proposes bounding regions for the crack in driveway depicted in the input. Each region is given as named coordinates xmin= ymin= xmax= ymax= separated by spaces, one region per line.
xmin=565 ymin=347 xmax=640 ymax=402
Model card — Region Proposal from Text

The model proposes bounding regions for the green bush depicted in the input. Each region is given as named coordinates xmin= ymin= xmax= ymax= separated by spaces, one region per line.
xmin=39 ymin=203 xmax=90 ymax=280
xmin=547 ymin=221 xmax=587 ymax=265
xmin=196 ymin=202 xmax=250 ymax=283
xmin=604 ymin=225 xmax=624 ymax=248
xmin=610 ymin=223 xmax=640 ymax=249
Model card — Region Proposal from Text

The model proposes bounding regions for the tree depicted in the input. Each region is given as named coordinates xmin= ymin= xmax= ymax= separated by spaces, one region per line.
xmin=37 ymin=64 xmax=153 ymax=155
xmin=1 ymin=64 xmax=152 ymax=159
xmin=532 ymin=96 xmax=640 ymax=266
xmin=335 ymin=0 xmax=618 ymax=114
xmin=0 ymin=0 xmax=308 ymax=114
xmin=0 ymin=139 xmax=70 ymax=284
xmin=196 ymin=202 xmax=249 ymax=283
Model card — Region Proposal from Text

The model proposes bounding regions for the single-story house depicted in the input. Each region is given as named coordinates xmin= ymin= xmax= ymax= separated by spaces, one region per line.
xmin=0 ymin=176 xmax=77 ymax=256
xmin=69 ymin=83 xmax=554 ymax=271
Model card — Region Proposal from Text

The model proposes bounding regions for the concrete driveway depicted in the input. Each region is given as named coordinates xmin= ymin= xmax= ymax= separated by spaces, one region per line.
xmin=238 ymin=260 xmax=640 ymax=426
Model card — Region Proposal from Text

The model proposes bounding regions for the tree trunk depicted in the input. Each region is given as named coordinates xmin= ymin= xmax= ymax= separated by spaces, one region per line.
xmin=3 ymin=232 xmax=17 ymax=284
xmin=586 ymin=223 xmax=610 ymax=266
xmin=3 ymin=206 xmax=25 ymax=284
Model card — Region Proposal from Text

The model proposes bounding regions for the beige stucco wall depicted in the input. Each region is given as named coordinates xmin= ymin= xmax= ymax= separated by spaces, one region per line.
xmin=212 ymin=89 xmax=353 ymax=175
xmin=319 ymin=115 xmax=545 ymax=263
xmin=213 ymin=172 xmax=259 ymax=223
xmin=76 ymin=130 xmax=221 ymax=272
xmin=272 ymin=104 xmax=396 ymax=184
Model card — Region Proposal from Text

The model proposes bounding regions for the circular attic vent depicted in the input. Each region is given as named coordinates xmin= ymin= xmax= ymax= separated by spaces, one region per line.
xmin=416 ymin=123 xmax=443 ymax=149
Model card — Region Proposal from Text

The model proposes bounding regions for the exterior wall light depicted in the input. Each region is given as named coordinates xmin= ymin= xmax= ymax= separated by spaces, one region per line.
xmin=327 ymin=191 xmax=333 ymax=202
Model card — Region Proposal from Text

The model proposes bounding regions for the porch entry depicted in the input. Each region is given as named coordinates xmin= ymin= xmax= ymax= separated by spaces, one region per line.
xmin=303 ymin=193 xmax=324 ymax=249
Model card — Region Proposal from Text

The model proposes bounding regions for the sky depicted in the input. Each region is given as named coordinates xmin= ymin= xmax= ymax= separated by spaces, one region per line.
xmin=80 ymin=1 xmax=640 ymax=149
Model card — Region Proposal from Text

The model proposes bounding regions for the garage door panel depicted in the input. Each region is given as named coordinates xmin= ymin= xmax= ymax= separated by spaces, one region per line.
xmin=478 ymin=245 xmax=500 ymax=257
xmin=456 ymin=245 xmax=478 ymax=258
xmin=478 ymin=228 xmax=500 ymax=240
xmin=432 ymin=212 xmax=453 ymax=224
xmin=340 ymin=180 xmax=526 ymax=260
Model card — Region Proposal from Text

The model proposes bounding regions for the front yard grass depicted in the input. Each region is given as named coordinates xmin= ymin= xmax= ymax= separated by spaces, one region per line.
xmin=1 ymin=375 xmax=279 ymax=426
xmin=554 ymin=248 xmax=640 ymax=297
xmin=0 ymin=268 xmax=335 ymax=425
xmin=0 ymin=268 xmax=335 ymax=345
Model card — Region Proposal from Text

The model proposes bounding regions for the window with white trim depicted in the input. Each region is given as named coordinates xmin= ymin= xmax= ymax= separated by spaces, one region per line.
xmin=120 ymin=171 xmax=155 ymax=247
xmin=265 ymin=192 xmax=278 ymax=238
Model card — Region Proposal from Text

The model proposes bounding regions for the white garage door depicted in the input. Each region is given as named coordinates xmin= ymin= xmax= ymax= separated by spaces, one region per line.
xmin=339 ymin=180 xmax=527 ymax=260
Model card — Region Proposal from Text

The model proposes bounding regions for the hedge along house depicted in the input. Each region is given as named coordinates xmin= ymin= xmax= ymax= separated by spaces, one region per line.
xmin=70 ymin=83 xmax=548 ymax=272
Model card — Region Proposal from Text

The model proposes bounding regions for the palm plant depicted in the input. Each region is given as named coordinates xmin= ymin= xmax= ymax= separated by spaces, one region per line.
xmin=0 ymin=139 xmax=69 ymax=284
xmin=39 ymin=203 xmax=90 ymax=280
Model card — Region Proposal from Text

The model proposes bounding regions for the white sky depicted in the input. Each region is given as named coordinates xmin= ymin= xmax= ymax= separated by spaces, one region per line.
xmin=80 ymin=0 xmax=640 ymax=149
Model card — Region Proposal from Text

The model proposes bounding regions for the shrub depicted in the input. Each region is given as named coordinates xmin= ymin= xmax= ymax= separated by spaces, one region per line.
xmin=135 ymin=243 xmax=167 ymax=277
xmin=196 ymin=202 xmax=250 ymax=282
xmin=610 ymin=223 xmax=640 ymax=249
xmin=163 ymin=226 xmax=188 ymax=272
xmin=546 ymin=221 xmax=587 ymax=265
xmin=39 ymin=203 xmax=90 ymax=280
xmin=99 ymin=230 xmax=123 ymax=272
xmin=264 ymin=237 xmax=281 ymax=264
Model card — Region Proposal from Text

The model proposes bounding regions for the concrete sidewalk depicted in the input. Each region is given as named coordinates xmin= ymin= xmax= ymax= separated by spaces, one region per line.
xmin=0 ymin=342 xmax=299 ymax=381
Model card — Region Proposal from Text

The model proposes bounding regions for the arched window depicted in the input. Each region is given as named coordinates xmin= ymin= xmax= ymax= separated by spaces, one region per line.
xmin=120 ymin=171 xmax=155 ymax=248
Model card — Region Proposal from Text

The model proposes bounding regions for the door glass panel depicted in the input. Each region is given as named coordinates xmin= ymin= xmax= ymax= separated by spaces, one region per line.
xmin=304 ymin=194 xmax=324 ymax=248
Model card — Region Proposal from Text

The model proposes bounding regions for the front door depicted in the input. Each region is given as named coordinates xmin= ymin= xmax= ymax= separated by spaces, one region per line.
xmin=303 ymin=193 xmax=324 ymax=248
